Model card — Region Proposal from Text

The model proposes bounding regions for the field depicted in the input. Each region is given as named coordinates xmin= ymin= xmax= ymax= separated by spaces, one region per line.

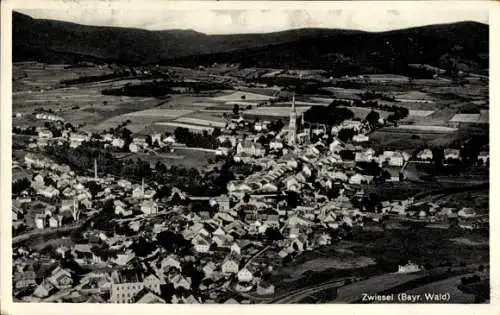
xmin=174 ymin=117 xmax=227 ymax=128
xmin=123 ymin=108 xmax=194 ymax=118
xmin=407 ymin=110 xmax=435 ymax=117
xmin=244 ymin=106 xmax=310 ymax=118
xmin=114 ymin=147 xmax=215 ymax=168
xmin=403 ymin=272 xmax=485 ymax=303
xmin=341 ymin=106 xmax=392 ymax=120
xmin=277 ymin=226 xmax=489 ymax=302
xmin=280 ymin=256 xmax=376 ymax=281
xmin=368 ymin=129 xmax=459 ymax=152
xmin=210 ymin=91 xmax=274 ymax=102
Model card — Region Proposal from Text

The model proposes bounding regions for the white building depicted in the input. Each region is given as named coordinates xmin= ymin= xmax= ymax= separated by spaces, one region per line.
xmin=237 ymin=268 xmax=253 ymax=283
xmin=352 ymin=134 xmax=369 ymax=143
xmin=110 ymin=271 xmax=162 ymax=304
xmin=417 ymin=149 xmax=433 ymax=161
xmin=397 ymin=261 xmax=423 ymax=274
xmin=444 ymin=149 xmax=460 ymax=160
xmin=141 ymin=200 xmax=158 ymax=215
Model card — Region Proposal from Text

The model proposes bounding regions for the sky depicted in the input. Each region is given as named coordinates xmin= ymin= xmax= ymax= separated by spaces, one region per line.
xmin=18 ymin=7 xmax=489 ymax=35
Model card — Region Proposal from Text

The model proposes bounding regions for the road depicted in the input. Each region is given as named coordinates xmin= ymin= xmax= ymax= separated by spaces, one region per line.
xmin=268 ymin=277 xmax=354 ymax=304
xmin=12 ymin=214 xmax=95 ymax=245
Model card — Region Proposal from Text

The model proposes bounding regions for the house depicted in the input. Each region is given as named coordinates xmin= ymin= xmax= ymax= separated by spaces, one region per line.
xmin=202 ymin=262 xmax=217 ymax=278
xmin=133 ymin=136 xmax=149 ymax=147
xmin=34 ymin=214 xmax=46 ymax=229
xmin=270 ymin=140 xmax=284 ymax=150
xmin=69 ymin=132 xmax=90 ymax=147
xmin=221 ymin=254 xmax=241 ymax=274
xmin=444 ymin=149 xmax=460 ymax=160
xmin=329 ymin=139 xmax=343 ymax=153
xmin=133 ymin=288 xmax=166 ymax=303
xmin=169 ymin=274 xmax=191 ymax=290
xmin=112 ymin=252 xmax=135 ymax=266
xmin=256 ymin=281 xmax=275 ymax=295
xmin=285 ymin=177 xmax=301 ymax=192
xmin=48 ymin=216 xmax=59 ymax=228
xmin=47 ymin=266 xmax=73 ymax=289
xmin=192 ymin=235 xmax=212 ymax=253
xmin=352 ymin=134 xmax=369 ymax=143
xmin=236 ymin=140 xmax=265 ymax=157
xmin=111 ymin=138 xmax=125 ymax=148
xmin=349 ymin=174 xmax=373 ymax=185
xmin=317 ymin=232 xmax=332 ymax=246
xmin=478 ymin=151 xmax=489 ymax=165
xmin=114 ymin=200 xmax=132 ymax=216
xmin=355 ymin=151 xmax=373 ymax=163
xmin=141 ymin=200 xmax=158 ymax=215
xmin=237 ymin=268 xmax=253 ymax=283
xmin=398 ymin=261 xmax=423 ymax=273
xmin=182 ymin=295 xmax=201 ymax=304
xmin=110 ymin=270 xmax=162 ymax=303
xmin=14 ymin=269 xmax=37 ymax=290
xmin=329 ymin=171 xmax=348 ymax=182
xmin=129 ymin=143 xmax=140 ymax=153
xmin=117 ymin=179 xmax=133 ymax=190
xmin=38 ymin=186 xmax=60 ymax=199
xmin=388 ymin=153 xmax=404 ymax=166
xmin=417 ymin=149 xmax=433 ymax=161
xmin=33 ymin=280 xmax=55 ymax=298
xmin=38 ymin=129 xmax=53 ymax=139
xmin=214 ymin=195 xmax=230 ymax=211
xmin=385 ymin=166 xmax=403 ymax=182
xmin=160 ymin=256 xmax=182 ymax=272
xmin=227 ymin=181 xmax=253 ymax=195
xmin=457 ymin=207 xmax=477 ymax=218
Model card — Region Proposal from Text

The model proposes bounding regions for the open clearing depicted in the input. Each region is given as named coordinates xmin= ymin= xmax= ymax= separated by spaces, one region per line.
xmin=408 ymin=110 xmax=435 ymax=117
xmin=244 ymin=106 xmax=310 ymax=117
xmin=210 ymin=91 xmax=274 ymax=102
xmin=404 ymin=273 xmax=480 ymax=303
xmin=450 ymin=238 xmax=489 ymax=247
xmin=342 ymin=106 xmax=392 ymax=120
xmin=369 ymin=130 xmax=457 ymax=152
xmin=391 ymin=125 xmax=458 ymax=133
xmin=173 ymin=117 xmax=227 ymax=128
xmin=123 ymin=108 xmax=194 ymax=118
xmin=281 ymin=257 xmax=376 ymax=279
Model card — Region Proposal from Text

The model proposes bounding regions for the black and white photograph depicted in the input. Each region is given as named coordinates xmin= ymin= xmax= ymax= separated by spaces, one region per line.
xmin=1 ymin=0 xmax=495 ymax=309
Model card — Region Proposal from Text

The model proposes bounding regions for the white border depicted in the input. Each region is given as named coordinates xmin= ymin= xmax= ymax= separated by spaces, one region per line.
xmin=1 ymin=1 xmax=499 ymax=315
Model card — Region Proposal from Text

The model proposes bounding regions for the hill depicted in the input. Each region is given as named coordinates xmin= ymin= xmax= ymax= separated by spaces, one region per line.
xmin=13 ymin=11 xmax=488 ymax=74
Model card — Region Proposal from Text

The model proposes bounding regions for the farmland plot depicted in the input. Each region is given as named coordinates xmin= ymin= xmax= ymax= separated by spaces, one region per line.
xmin=210 ymin=91 xmax=274 ymax=102
xmin=244 ymin=106 xmax=310 ymax=117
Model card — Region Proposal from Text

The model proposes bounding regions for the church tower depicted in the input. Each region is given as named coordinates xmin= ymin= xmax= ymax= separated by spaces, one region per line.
xmin=288 ymin=93 xmax=297 ymax=145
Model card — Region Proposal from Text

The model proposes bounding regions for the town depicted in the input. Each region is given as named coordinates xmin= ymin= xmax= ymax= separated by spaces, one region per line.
xmin=11 ymin=10 xmax=490 ymax=305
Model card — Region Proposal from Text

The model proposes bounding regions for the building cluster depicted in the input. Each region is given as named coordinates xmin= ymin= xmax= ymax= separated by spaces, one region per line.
xmin=11 ymin=90 xmax=489 ymax=304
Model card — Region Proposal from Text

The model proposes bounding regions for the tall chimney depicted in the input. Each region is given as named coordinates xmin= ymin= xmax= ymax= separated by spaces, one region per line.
xmin=94 ymin=159 xmax=98 ymax=180
xmin=142 ymin=178 xmax=145 ymax=197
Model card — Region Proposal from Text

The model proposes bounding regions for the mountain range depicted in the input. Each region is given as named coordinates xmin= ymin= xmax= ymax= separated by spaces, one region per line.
xmin=13 ymin=11 xmax=489 ymax=73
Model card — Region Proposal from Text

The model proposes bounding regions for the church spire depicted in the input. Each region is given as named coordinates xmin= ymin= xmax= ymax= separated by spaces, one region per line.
xmin=288 ymin=92 xmax=297 ymax=145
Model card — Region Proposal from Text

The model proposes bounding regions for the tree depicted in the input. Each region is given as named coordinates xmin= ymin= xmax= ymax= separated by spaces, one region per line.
xmin=286 ymin=191 xmax=299 ymax=208
xmin=212 ymin=127 xmax=222 ymax=138
xmin=265 ymin=227 xmax=283 ymax=241
xmin=145 ymin=135 xmax=153 ymax=147
xmin=12 ymin=178 xmax=30 ymax=195
xmin=431 ymin=147 xmax=444 ymax=169
xmin=338 ymin=128 xmax=357 ymax=142
xmin=364 ymin=110 xmax=380 ymax=127
xmin=85 ymin=181 xmax=103 ymax=199
xmin=130 ymin=237 xmax=155 ymax=257
xmin=243 ymin=193 xmax=250 ymax=203
xmin=221 ymin=139 xmax=233 ymax=148
xmin=233 ymin=104 xmax=240 ymax=115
